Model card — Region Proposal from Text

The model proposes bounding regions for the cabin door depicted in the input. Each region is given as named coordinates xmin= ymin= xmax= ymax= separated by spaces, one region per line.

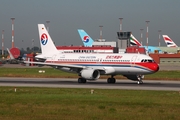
xmin=131 ymin=55 xmax=137 ymax=66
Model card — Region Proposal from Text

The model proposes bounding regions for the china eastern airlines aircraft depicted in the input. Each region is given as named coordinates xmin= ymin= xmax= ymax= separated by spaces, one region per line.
xmin=25 ymin=24 xmax=159 ymax=84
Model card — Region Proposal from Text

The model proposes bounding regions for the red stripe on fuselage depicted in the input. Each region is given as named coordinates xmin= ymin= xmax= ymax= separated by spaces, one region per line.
xmin=45 ymin=61 xmax=159 ymax=72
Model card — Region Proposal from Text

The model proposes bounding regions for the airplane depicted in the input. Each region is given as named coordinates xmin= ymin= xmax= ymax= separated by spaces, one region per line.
xmin=78 ymin=29 xmax=143 ymax=47
xmin=7 ymin=48 xmax=15 ymax=60
xmin=162 ymin=35 xmax=178 ymax=47
xmin=24 ymin=24 xmax=159 ymax=84
xmin=78 ymin=29 xmax=94 ymax=47
xmin=6 ymin=48 xmax=24 ymax=63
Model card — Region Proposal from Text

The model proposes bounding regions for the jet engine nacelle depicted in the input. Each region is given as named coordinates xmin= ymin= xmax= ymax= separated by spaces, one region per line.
xmin=124 ymin=75 xmax=144 ymax=81
xmin=81 ymin=69 xmax=100 ymax=80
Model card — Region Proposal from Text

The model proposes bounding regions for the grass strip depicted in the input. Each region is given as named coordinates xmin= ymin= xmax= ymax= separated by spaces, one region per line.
xmin=0 ymin=68 xmax=180 ymax=80
xmin=0 ymin=87 xmax=180 ymax=120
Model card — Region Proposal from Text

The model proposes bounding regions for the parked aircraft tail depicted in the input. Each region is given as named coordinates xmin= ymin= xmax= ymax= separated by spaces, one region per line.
xmin=162 ymin=35 xmax=178 ymax=47
xmin=78 ymin=29 xmax=94 ymax=46
xmin=7 ymin=48 xmax=15 ymax=60
xmin=130 ymin=34 xmax=142 ymax=46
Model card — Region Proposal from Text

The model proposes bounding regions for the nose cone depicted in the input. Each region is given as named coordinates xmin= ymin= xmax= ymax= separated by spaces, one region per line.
xmin=152 ymin=63 xmax=159 ymax=72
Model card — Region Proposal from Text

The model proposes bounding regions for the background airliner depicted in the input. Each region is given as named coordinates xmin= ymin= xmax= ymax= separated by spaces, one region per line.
xmin=6 ymin=48 xmax=24 ymax=63
xmin=162 ymin=35 xmax=178 ymax=47
xmin=77 ymin=29 xmax=163 ymax=53
xmin=78 ymin=29 xmax=94 ymax=47
xmin=130 ymin=34 xmax=142 ymax=46
xmin=25 ymin=24 xmax=159 ymax=84
xmin=78 ymin=29 xmax=142 ymax=47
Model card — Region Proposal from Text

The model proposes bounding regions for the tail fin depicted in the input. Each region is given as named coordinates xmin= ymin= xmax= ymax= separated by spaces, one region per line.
xmin=7 ymin=48 xmax=15 ymax=59
xmin=78 ymin=29 xmax=94 ymax=47
xmin=162 ymin=35 xmax=178 ymax=47
xmin=130 ymin=34 xmax=142 ymax=46
xmin=38 ymin=24 xmax=59 ymax=56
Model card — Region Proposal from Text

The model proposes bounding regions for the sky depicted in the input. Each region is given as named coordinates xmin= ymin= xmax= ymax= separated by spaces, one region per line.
xmin=0 ymin=0 xmax=180 ymax=50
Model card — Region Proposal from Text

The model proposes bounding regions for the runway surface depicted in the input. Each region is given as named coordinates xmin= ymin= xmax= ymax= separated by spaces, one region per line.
xmin=0 ymin=77 xmax=179 ymax=91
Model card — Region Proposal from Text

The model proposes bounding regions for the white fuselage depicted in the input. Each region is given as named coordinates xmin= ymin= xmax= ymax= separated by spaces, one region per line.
xmin=45 ymin=53 xmax=158 ymax=75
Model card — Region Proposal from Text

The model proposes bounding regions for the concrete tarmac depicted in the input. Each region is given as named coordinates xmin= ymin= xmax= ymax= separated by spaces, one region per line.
xmin=0 ymin=77 xmax=179 ymax=91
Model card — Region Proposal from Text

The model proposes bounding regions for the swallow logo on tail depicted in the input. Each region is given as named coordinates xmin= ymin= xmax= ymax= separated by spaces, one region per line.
xmin=41 ymin=33 xmax=48 ymax=45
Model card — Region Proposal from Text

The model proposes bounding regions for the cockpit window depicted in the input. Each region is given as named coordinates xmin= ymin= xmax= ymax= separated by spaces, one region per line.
xmin=141 ymin=59 xmax=154 ymax=63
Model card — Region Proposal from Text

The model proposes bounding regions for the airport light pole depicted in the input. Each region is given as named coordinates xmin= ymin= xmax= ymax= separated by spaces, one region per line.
xmin=32 ymin=39 xmax=34 ymax=53
xmin=146 ymin=21 xmax=150 ymax=48
xmin=158 ymin=30 xmax=161 ymax=47
xmin=119 ymin=18 xmax=123 ymax=32
xmin=2 ymin=30 xmax=4 ymax=56
xmin=46 ymin=21 xmax=50 ymax=33
xmin=99 ymin=25 xmax=103 ymax=40
xmin=11 ymin=18 xmax=15 ymax=48
xmin=140 ymin=29 xmax=143 ymax=46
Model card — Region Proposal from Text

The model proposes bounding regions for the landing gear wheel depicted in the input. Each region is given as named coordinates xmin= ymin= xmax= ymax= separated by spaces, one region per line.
xmin=78 ymin=78 xmax=86 ymax=83
xmin=111 ymin=78 xmax=116 ymax=83
xmin=137 ymin=75 xmax=143 ymax=84
xmin=78 ymin=78 xmax=82 ymax=83
xmin=107 ymin=78 xmax=116 ymax=83
xmin=82 ymin=78 xmax=86 ymax=83
xmin=107 ymin=78 xmax=111 ymax=83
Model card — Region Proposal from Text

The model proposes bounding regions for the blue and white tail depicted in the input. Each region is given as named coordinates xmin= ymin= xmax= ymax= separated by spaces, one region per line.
xmin=162 ymin=35 xmax=178 ymax=47
xmin=38 ymin=24 xmax=59 ymax=57
xmin=78 ymin=29 xmax=94 ymax=47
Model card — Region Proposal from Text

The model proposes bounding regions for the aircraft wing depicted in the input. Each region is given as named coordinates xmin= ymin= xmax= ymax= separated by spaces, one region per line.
xmin=23 ymin=61 xmax=105 ymax=71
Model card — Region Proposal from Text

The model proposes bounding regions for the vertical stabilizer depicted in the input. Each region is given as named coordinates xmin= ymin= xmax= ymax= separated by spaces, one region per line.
xmin=38 ymin=24 xmax=59 ymax=56
xmin=130 ymin=34 xmax=142 ymax=46
xmin=78 ymin=29 xmax=94 ymax=47
xmin=7 ymin=48 xmax=15 ymax=59
xmin=162 ymin=35 xmax=178 ymax=47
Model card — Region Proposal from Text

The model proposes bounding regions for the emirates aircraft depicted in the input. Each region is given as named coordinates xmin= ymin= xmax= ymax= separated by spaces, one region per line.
xmin=25 ymin=24 xmax=159 ymax=84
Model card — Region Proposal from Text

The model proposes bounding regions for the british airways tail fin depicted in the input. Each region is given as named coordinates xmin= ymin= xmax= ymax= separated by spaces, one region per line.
xmin=78 ymin=29 xmax=94 ymax=47
xmin=130 ymin=34 xmax=142 ymax=46
xmin=38 ymin=24 xmax=59 ymax=57
xmin=162 ymin=35 xmax=178 ymax=47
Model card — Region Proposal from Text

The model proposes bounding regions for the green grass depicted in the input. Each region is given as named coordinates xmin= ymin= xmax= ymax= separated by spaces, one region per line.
xmin=0 ymin=67 xmax=180 ymax=80
xmin=0 ymin=87 xmax=180 ymax=120
xmin=0 ymin=68 xmax=78 ymax=78
xmin=146 ymin=70 xmax=180 ymax=80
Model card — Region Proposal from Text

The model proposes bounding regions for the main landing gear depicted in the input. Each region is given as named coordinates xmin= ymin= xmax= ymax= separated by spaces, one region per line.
xmin=107 ymin=75 xmax=116 ymax=83
xmin=78 ymin=78 xmax=86 ymax=83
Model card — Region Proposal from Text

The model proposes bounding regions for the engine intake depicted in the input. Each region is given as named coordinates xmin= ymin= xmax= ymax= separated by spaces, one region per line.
xmin=81 ymin=69 xmax=100 ymax=80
